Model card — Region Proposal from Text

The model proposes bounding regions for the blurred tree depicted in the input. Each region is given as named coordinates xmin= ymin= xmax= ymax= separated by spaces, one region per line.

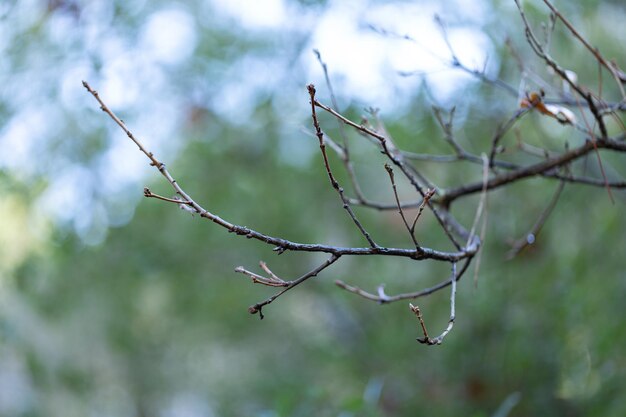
xmin=0 ymin=1 xmax=625 ymax=416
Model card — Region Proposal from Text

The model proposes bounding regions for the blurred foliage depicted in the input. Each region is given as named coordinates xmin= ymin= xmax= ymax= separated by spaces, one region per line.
xmin=1 ymin=0 xmax=625 ymax=416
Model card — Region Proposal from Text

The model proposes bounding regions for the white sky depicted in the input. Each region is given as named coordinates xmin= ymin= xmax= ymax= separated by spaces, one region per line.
xmin=211 ymin=0 xmax=492 ymax=106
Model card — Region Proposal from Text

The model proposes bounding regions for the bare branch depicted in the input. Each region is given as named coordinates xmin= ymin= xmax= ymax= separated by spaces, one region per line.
xmin=308 ymin=84 xmax=379 ymax=248
xmin=84 ymin=2 xmax=625 ymax=344
xmin=91 ymin=82 xmax=446 ymax=258
xmin=439 ymin=135 xmax=624 ymax=204
xmin=313 ymin=49 xmax=349 ymax=148
xmin=247 ymin=254 xmax=341 ymax=319
xmin=84 ymin=80 xmax=484 ymax=326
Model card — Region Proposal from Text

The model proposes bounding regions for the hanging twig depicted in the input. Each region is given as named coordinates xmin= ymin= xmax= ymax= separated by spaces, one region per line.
xmin=335 ymin=259 xmax=471 ymax=305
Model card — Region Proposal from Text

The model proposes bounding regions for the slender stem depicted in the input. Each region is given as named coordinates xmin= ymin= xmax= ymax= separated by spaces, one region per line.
xmin=308 ymin=84 xmax=379 ymax=248
xmin=385 ymin=164 xmax=421 ymax=249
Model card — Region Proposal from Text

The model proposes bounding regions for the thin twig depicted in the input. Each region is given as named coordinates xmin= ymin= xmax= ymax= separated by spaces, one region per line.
xmin=468 ymin=154 xmax=490 ymax=287
xmin=313 ymin=50 xmax=373 ymax=204
xmin=347 ymin=197 xmax=426 ymax=211
xmin=308 ymin=84 xmax=379 ymax=248
xmin=514 ymin=130 xmax=559 ymax=159
xmin=410 ymin=188 xmax=436 ymax=234
xmin=489 ymin=107 xmax=530 ymax=169
xmin=234 ymin=261 xmax=287 ymax=287
xmin=302 ymin=128 xmax=414 ymax=210
xmin=313 ymin=49 xmax=348 ymax=148
xmin=541 ymin=0 xmax=626 ymax=95
xmin=143 ymin=187 xmax=191 ymax=205
xmin=260 ymin=261 xmax=283 ymax=282
xmin=234 ymin=266 xmax=289 ymax=287
xmin=506 ymin=180 xmax=566 ymax=259
xmin=385 ymin=164 xmax=421 ymax=249
xmin=401 ymin=152 xmax=461 ymax=163
xmin=409 ymin=304 xmax=430 ymax=342
xmin=572 ymin=93 xmax=615 ymax=203
xmin=433 ymin=106 xmax=465 ymax=156
xmin=370 ymin=110 xmax=437 ymax=190
xmin=434 ymin=15 xmax=518 ymax=97
xmin=247 ymin=254 xmax=341 ymax=319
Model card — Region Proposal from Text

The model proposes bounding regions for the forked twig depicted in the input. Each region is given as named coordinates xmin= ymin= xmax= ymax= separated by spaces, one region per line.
xmin=410 ymin=188 xmax=436 ymax=234
xmin=234 ymin=262 xmax=287 ymax=287
xmin=246 ymin=254 xmax=341 ymax=319
xmin=410 ymin=263 xmax=457 ymax=345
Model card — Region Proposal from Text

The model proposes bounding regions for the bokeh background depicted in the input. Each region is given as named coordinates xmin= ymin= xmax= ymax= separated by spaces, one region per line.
xmin=1 ymin=0 xmax=625 ymax=416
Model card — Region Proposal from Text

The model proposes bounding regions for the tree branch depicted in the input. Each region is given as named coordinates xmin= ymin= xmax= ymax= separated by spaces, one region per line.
xmin=439 ymin=136 xmax=623 ymax=204
xmin=246 ymin=254 xmax=341 ymax=319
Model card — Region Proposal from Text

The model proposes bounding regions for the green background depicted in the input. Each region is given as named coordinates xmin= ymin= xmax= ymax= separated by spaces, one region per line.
xmin=1 ymin=1 xmax=624 ymax=416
